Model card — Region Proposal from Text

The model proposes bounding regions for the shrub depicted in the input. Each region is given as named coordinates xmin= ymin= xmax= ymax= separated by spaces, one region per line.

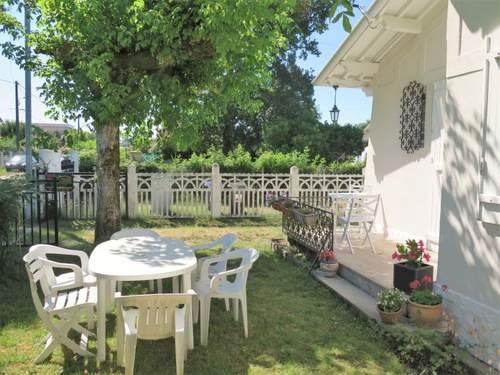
xmin=381 ymin=326 xmax=469 ymax=374
xmin=79 ymin=148 xmax=97 ymax=172
xmin=0 ymin=177 xmax=26 ymax=243
xmin=330 ymin=160 xmax=365 ymax=174
xmin=377 ymin=288 xmax=405 ymax=312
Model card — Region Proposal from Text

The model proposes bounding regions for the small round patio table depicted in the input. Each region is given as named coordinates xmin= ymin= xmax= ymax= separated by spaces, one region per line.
xmin=89 ymin=236 xmax=197 ymax=362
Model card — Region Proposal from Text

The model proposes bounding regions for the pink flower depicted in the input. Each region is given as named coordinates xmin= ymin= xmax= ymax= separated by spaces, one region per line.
xmin=421 ymin=275 xmax=433 ymax=285
xmin=397 ymin=254 xmax=403 ymax=261
xmin=408 ymin=251 xmax=417 ymax=261
xmin=423 ymin=252 xmax=431 ymax=262
xmin=441 ymin=284 xmax=448 ymax=292
xmin=409 ymin=280 xmax=421 ymax=290
xmin=392 ymin=251 xmax=399 ymax=260
xmin=418 ymin=240 xmax=425 ymax=250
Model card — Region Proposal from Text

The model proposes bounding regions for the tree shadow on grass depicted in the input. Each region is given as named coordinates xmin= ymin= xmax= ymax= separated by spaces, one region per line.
xmin=55 ymin=251 xmax=405 ymax=374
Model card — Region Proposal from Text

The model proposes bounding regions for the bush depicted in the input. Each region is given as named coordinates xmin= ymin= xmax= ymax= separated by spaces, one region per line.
xmin=79 ymin=148 xmax=97 ymax=172
xmin=0 ymin=177 xmax=26 ymax=243
xmin=330 ymin=160 xmax=365 ymax=174
xmin=382 ymin=325 xmax=469 ymax=375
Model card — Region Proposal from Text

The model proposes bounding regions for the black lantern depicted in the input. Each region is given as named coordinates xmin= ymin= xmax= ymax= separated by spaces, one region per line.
xmin=330 ymin=85 xmax=340 ymax=124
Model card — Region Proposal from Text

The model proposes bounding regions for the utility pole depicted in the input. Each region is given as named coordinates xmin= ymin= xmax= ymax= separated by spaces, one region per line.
xmin=14 ymin=81 xmax=20 ymax=151
xmin=24 ymin=4 xmax=32 ymax=178
xmin=77 ymin=115 xmax=81 ymax=141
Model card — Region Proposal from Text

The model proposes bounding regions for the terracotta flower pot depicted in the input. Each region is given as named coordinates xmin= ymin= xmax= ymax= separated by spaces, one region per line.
xmin=407 ymin=300 xmax=442 ymax=326
xmin=377 ymin=307 xmax=402 ymax=324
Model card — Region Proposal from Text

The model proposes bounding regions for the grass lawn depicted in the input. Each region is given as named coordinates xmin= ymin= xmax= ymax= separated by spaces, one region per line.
xmin=0 ymin=217 xmax=409 ymax=374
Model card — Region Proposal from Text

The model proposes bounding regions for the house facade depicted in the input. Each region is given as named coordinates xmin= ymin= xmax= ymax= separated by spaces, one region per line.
xmin=314 ymin=0 xmax=499 ymax=368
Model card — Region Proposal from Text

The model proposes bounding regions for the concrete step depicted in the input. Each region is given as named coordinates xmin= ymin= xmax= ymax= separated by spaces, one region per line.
xmin=337 ymin=261 xmax=387 ymax=299
xmin=312 ymin=270 xmax=381 ymax=322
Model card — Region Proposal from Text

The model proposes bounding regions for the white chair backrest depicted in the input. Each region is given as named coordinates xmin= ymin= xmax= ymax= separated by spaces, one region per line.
xmin=28 ymin=244 xmax=88 ymax=290
xmin=211 ymin=248 xmax=259 ymax=292
xmin=192 ymin=233 xmax=237 ymax=253
xmin=110 ymin=228 xmax=160 ymax=240
xmin=23 ymin=249 xmax=54 ymax=322
xmin=345 ymin=194 xmax=380 ymax=220
xmin=116 ymin=292 xmax=194 ymax=340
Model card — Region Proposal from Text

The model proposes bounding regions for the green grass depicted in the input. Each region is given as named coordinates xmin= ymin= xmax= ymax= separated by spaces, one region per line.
xmin=0 ymin=218 xmax=409 ymax=374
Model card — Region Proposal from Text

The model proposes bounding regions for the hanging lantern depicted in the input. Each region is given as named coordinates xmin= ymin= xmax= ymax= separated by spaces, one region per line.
xmin=330 ymin=85 xmax=340 ymax=124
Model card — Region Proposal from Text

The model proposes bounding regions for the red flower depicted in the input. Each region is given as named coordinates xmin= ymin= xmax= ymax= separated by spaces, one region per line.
xmin=409 ymin=280 xmax=421 ymax=290
xmin=423 ymin=252 xmax=431 ymax=263
xmin=408 ymin=251 xmax=417 ymax=261
xmin=417 ymin=240 xmax=425 ymax=250
xmin=397 ymin=254 xmax=403 ymax=261
xmin=421 ymin=275 xmax=433 ymax=285
xmin=441 ymin=284 xmax=448 ymax=292
xmin=392 ymin=251 xmax=399 ymax=260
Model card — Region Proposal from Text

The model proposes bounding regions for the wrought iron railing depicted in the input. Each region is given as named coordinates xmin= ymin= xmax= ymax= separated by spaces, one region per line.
xmin=281 ymin=196 xmax=335 ymax=255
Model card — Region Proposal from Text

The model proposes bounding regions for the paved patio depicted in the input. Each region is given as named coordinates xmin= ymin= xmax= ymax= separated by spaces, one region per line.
xmin=333 ymin=231 xmax=439 ymax=291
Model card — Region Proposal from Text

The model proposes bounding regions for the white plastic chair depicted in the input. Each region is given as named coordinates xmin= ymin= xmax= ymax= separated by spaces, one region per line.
xmin=23 ymin=247 xmax=97 ymax=363
xmin=190 ymin=233 xmax=237 ymax=309
xmin=193 ymin=248 xmax=259 ymax=346
xmin=110 ymin=229 xmax=161 ymax=292
xmin=116 ymin=291 xmax=196 ymax=375
xmin=28 ymin=244 xmax=96 ymax=297
xmin=339 ymin=194 xmax=380 ymax=254
xmin=191 ymin=233 xmax=238 ymax=277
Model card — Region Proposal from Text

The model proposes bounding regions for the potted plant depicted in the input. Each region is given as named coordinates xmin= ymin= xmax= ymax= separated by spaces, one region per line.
xmin=407 ymin=275 xmax=446 ymax=326
xmin=377 ymin=288 xmax=405 ymax=324
xmin=293 ymin=207 xmax=319 ymax=226
xmin=392 ymin=239 xmax=433 ymax=294
xmin=318 ymin=249 xmax=338 ymax=277
xmin=281 ymin=199 xmax=297 ymax=218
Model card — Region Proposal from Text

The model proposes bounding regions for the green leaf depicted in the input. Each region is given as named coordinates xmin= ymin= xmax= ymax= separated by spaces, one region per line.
xmin=342 ymin=14 xmax=352 ymax=32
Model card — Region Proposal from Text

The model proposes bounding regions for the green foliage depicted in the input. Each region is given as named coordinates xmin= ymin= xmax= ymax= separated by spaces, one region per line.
xmin=382 ymin=325 xmax=468 ymax=374
xmin=78 ymin=149 xmax=97 ymax=172
xmin=377 ymin=288 xmax=406 ymax=313
xmin=0 ymin=176 xmax=26 ymax=242
xmin=62 ymin=129 xmax=95 ymax=149
xmin=0 ymin=135 xmax=17 ymax=151
xmin=410 ymin=289 xmax=443 ymax=306
xmin=132 ymin=148 xmax=364 ymax=174
xmin=32 ymin=127 xmax=59 ymax=151
xmin=330 ymin=160 xmax=365 ymax=174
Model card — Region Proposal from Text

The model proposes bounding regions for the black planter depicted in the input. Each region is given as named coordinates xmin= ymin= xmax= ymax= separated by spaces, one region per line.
xmin=393 ymin=262 xmax=434 ymax=294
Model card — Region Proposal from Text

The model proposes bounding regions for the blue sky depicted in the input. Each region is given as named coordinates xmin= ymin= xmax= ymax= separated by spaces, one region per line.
xmin=0 ymin=1 xmax=373 ymax=127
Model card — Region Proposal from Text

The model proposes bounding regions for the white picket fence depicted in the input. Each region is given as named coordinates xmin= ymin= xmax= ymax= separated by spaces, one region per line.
xmin=128 ymin=164 xmax=363 ymax=219
xmin=52 ymin=164 xmax=363 ymax=219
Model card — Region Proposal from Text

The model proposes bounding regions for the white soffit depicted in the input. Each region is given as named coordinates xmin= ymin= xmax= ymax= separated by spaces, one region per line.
xmin=313 ymin=0 xmax=444 ymax=88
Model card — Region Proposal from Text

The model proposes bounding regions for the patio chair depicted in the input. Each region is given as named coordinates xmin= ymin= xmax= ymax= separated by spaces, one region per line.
xmin=110 ymin=228 xmax=161 ymax=292
xmin=193 ymin=248 xmax=259 ymax=346
xmin=339 ymin=194 xmax=380 ymax=254
xmin=23 ymin=248 xmax=97 ymax=363
xmin=28 ymin=244 xmax=96 ymax=297
xmin=116 ymin=291 xmax=196 ymax=375
xmin=190 ymin=233 xmax=237 ymax=309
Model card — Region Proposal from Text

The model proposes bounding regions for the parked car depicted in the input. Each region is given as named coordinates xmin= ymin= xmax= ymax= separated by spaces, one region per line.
xmin=5 ymin=154 xmax=38 ymax=172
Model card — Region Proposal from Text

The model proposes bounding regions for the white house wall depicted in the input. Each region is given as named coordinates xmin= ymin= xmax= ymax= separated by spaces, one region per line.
xmin=364 ymin=3 xmax=447 ymax=244
xmin=438 ymin=0 xmax=500 ymax=368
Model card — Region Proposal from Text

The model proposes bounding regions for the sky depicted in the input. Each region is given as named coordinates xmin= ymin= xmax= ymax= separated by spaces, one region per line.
xmin=0 ymin=1 xmax=373 ymax=128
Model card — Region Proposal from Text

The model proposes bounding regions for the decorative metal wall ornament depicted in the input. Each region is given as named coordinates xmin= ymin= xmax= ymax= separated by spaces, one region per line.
xmin=399 ymin=81 xmax=426 ymax=153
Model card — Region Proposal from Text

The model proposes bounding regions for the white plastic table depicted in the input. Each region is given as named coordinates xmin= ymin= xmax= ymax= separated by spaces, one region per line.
xmin=89 ymin=236 xmax=197 ymax=362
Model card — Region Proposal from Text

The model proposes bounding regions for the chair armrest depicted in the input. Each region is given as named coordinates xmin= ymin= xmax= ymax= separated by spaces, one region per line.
xmin=39 ymin=245 xmax=90 ymax=272
xmin=38 ymin=258 xmax=84 ymax=291
xmin=191 ymin=238 xmax=222 ymax=252
xmin=209 ymin=264 xmax=251 ymax=290
xmin=175 ymin=305 xmax=186 ymax=335
xmin=198 ymin=254 xmax=228 ymax=281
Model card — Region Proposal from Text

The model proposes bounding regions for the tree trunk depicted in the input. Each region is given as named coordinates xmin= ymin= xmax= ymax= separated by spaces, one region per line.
xmin=94 ymin=122 xmax=121 ymax=244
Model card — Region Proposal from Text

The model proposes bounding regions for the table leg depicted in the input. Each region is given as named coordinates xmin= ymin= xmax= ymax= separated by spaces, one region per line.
xmin=97 ymin=278 xmax=107 ymax=362
xmin=107 ymin=280 xmax=116 ymax=312
xmin=182 ymin=273 xmax=194 ymax=350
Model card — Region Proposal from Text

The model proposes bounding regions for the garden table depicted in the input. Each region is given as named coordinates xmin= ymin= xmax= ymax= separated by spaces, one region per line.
xmin=89 ymin=236 xmax=197 ymax=362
